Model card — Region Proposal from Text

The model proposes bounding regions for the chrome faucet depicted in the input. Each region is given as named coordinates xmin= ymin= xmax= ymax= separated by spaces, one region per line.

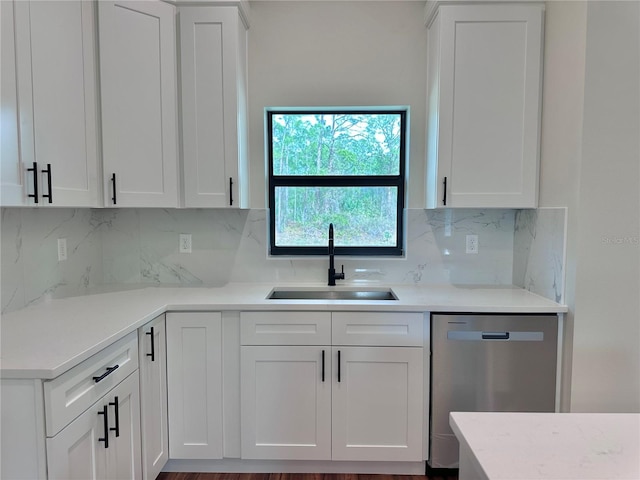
xmin=328 ymin=223 xmax=345 ymax=286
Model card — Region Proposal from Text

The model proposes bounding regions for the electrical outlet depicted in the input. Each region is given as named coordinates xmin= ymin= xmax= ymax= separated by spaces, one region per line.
xmin=466 ymin=234 xmax=478 ymax=254
xmin=179 ymin=234 xmax=192 ymax=253
xmin=57 ymin=238 xmax=68 ymax=261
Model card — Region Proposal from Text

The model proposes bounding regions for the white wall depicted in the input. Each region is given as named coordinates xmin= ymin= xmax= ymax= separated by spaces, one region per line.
xmin=247 ymin=1 xmax=428 ymax=208
xmin=570 ymin=1 xmax=640 ymax=412
xmin=541 ymin=1 xmax=640 ymax=412
xmin=538 ymin=0 xmax=588 ymax=411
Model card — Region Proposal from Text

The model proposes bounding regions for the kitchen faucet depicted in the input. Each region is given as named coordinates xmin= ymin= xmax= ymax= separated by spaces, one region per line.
xmin=328 ymin=223 xmax=345 ymax=286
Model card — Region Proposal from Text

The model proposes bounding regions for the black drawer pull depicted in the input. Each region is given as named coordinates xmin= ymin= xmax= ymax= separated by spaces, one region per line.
xmin=146 ymin=327 xmax=155 ymax=362
xmin=93 ymin=365 xmax=119 ymax=383
xmin=337 ymin=350 xmax=341 ymax=382
xmin=229 ymin=177 xmax=234 ymax=206
xmin=109 ymin=396 xmax=120 ymax=437
xmin=98 ymin=405 xmax=109 ymax=448
xmin=321 ymin=350 xmax=325 ymax=382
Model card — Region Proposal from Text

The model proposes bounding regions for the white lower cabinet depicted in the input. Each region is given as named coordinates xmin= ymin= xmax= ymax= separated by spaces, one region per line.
xmin=47 ymin=371 xmax=142 ymax=480
xmin=166 ymin=312 xmax=223 ymax=459
xmin=331 ymin=346 xmax=423 ymax=461
xmin=139 ymin=315 xmax=168 ymax=480
xmin=241 ymin=346 xmax=332 ymax=460
xmin=240 ymin=312 xmax=424 ymax=462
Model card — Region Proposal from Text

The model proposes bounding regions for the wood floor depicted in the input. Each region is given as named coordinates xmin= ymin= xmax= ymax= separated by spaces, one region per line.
xmin=157 ymin=472 xmax=458 ymax=480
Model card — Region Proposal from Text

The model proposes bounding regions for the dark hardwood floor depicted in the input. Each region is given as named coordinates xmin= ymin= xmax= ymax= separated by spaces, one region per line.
xmin=157 ymin=472 xmax=458 ymax=480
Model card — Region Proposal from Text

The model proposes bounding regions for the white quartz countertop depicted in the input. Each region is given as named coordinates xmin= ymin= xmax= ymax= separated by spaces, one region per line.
xmin=0 ymin=283 xmax=566 ymax=379
xmin=450 ymin=412 xmax=640 ymax=480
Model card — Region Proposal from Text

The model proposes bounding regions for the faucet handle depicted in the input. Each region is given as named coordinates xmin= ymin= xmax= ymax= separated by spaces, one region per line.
xmin=338 ymin=265 xmax=345 ymax=280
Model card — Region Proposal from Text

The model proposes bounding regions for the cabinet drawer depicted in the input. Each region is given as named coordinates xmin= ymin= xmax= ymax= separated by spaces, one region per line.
xmin=241 ymin=312 xmax=331 ymax=345
xmin=332 ymin=312 xmax=423 ymax=346
xmin=44 ymin=331 xmax=138 ymax=437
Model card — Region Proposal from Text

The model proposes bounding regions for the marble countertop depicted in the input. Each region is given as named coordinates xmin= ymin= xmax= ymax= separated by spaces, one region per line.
xmin=0 ymin=283 xmax=566 ymax=379
xmin=450 ymin=412 xmax=640 ymax=480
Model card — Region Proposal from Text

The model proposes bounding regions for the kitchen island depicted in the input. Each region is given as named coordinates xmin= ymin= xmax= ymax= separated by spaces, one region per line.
xmin=450 ymin=411 xmax=640 ymax=480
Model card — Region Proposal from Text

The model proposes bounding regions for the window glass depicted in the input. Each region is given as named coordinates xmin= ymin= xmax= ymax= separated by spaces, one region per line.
xmin=268 ymin=109 xmax=406 ymax=256
xmin=271 ymin=113 xmax=401 ymax=176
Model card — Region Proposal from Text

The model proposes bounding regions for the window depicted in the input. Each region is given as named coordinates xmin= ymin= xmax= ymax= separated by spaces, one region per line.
xmin=268 ymin=108 xmax=406 ymax=256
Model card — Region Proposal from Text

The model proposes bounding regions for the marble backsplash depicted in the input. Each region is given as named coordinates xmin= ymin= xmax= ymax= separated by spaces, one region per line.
xmin=2 ymin=206 xmax=564 ymax=313
xmin=512 ymin=207 xmax=567 ymax=303
xmin=1 ymin=208 xmax=104 ymax=313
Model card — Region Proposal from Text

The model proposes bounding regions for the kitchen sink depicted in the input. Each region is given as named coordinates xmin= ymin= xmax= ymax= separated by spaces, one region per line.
xmin=267 ymin=288 xmax=398 ymax=301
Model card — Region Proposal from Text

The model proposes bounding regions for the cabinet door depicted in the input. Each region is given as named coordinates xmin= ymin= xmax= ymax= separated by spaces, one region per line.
xmin=332 ymin=347 xmax=423 ymax=461
xmin=166 ymin=312 xmax=223 ymax=459
xmin=2 ymin=0 xmax=100 ymax=207
xmin=240 ymin=346 xmax=331 ymax=460
xmin=46 ymin=397 xmax=110 ymax=480
xmin=99 ymin=0 xmax=179 ymax=207
xmin=139 ymin=315 xmax=168 ymax=480
xmin=179 ymin=6 xmax=248 ymax=208
xmin=15 ymin=0 xmax=100 ymax=207
xmin=427 ymin=5 xmax=543 ymax=208
xmin=0 ymin=0 xmax=25 ymax=206
xmin=107 ymin=372 xmax=143 ymax=480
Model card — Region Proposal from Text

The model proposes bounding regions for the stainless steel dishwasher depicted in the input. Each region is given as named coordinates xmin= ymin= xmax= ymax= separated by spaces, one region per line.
xmin=429 ymin=313 xmax=558 ymax=469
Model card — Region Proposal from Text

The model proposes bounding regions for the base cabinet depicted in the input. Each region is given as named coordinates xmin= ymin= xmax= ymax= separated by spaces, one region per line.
xmin=47 ymin=372 xmax=142 ymax=480
xmin=240 ymin=312 xmax=424 ymax=462
xmin=139 ymin=315 xmax=169 ymax=480
xmin=166 ymin=312 xmax=223 ymax=459
xmin=241 ymin=346 xmax=332 ymax=460
xmin=331 ymin=347 xmax=423 ymax=461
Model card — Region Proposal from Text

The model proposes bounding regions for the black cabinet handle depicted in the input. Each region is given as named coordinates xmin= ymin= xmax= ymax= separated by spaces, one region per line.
xmin=146 ymin=327 xmax=155 ymax=362
xmin=98 ymin=405 xmax=109 ymax=448
xmin=111 ymin=173 xmax=117 ymax=205
xmin=321 ymin=350 xmax=325 ymax=382
xmin=109 ymin=396 xmax=120 ymax=437
xmin=229 ymin=177 xmax=234 ymax=206
xmin=93 ymin=365 xmax=119 ymax=383
xmin=27 ymin=162 xmax=39 ymax=203
xmin=337 ymin=350 xmax=341 ymax=382
xmin=42 ymin=163 xmax=53 ymax=203
xmin=442 ymin=176 xmax=447 ymax=206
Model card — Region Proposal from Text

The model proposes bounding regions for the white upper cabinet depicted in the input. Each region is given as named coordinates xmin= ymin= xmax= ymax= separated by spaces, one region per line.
xmin=425 ymin=2 xmax=544 ymax=209
xmin=1 ymin=0 xmax=23 ymax=206
xmin=1 ymin=0 xmax=100 ymax=207
xmin=179 ymin=6 xmax=249 ymax=208
xmin=98 ymin=0 xmax=179 ymax=207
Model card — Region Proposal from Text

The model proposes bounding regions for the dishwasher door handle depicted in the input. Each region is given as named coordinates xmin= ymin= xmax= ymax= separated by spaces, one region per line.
xmin=481 ymin=332 xmax=510 ymax=340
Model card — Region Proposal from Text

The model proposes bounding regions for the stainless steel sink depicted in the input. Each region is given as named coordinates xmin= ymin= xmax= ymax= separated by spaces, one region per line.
xmin=267 ymin=288 xmax=398 ymax=301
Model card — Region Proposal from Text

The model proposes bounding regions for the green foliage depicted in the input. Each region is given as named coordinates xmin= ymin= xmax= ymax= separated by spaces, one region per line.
xmin=272 ymin=113 xmax=401 ymax=176
xmin=271 ymin=112 xmax=402 ymax=248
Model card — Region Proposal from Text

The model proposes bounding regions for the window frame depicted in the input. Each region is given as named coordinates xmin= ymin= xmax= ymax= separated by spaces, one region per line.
xmin=267 ymin=108 xmax=407 ymax=256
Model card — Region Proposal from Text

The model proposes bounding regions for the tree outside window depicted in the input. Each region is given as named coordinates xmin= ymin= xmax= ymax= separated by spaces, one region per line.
xmin=268 ymin=109 xmax=407 ymax=256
